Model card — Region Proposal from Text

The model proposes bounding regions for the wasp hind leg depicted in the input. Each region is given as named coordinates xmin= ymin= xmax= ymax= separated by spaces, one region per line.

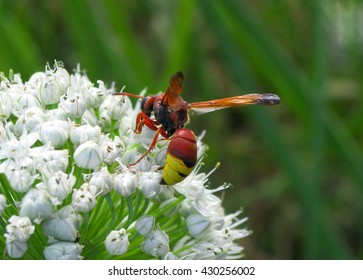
xmin=128 ymin=127 xmax=168 ymax=167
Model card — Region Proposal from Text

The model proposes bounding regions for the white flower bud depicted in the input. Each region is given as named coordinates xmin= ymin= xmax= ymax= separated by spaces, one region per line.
xmin=6 ymin=215 xmax=35 ymax=241
xmin=120 ymin=146 xmax=139 ymax=166
xmin=87 ymin=167 xmax=113 ymax=195
xmin=97 ymin=110 xmax=111 ymax=132
xmin=42 ymin=205 xmax=82 ymax=242
xmin=0 ymin=91 xmax=13 ymax=120
xmin=121 ymin=147 xmax=155 ymax=172
xmin=44 ymin=171 xmax=76 ymax=205
xmin=113 ymin=171 xmax=137 ymax=197
xmin=60 ymin=90 xmax=86 ymax=118
xmin=45 ymin=108 xmax=68 ymax=121
xmin=100 ymin=95 xmax=131 ymax=120
xmin=84 ymin=81 xmax=107 ymax=108
xmin=108 ymin=96 xmax=131 ymax=120
xmin=5 ymin=237 xmax=28 ymax=259
xmin=36 ymin=149 xmax=69 ymax=176
xmin=70 ymin=124 xmax=101 ymax=146
xmin=139 ymin=172 xmax=162 ymax=198
xmin=71 ymin=184 xmax=96 ymax=212
xmin=105 ymin=228 xmax=129 ymax=255
xmin=16 ymin=93 xmax=41 ymax=116
xmin=14 ymin=106 xmax=46 ymax=136
xmin=0 ymin=123 xmax=37 ymax=166
xmin=81 ymin=109 xmax=98 ymax=126
xmin=74 ymin=140 xmax=104 ymax=170
xmin=163 ymin=252 xmax=179 ymax=260
xmin=6 ymin=167 xmax=37 ymax=193
xmin=186 ymin=214 xmax=211 ymax=238
xmin=118 ymin=114 xmax=133 ymax=135
xmin=19 ymin=189 xmax=53 ymax=223
xmin=135 ymin=215 xmax=155 ymax=236
xmin=0 ymin=194 xmax=6 ymax=216
xmin=27 ymin=71 xmax=46 ymax=91
xmin=39 ymin=76 xmax=63 ymax=105
xmin=153 ymin=185 xmax=175 ymax=203
xmin=40 ymin=120 xmax=69 ymax=148
xmin=69 ymin=69 xmax=92 ymax=90
xmin=44 ymin=242 xmax=84 ymax=260
xmin=141 ymin=230 xmax=170 ymax=257
xmin=53 ymin=64 xmax=70 ymax=91
xmin=99 ymin=135 xmax=125 ymax=165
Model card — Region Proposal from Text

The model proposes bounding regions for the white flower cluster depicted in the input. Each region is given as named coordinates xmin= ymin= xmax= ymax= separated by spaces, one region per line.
xmin=0 ymin=62 xmax=249 ymax=260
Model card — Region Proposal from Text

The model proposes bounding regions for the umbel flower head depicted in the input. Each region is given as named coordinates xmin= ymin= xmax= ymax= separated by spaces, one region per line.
xmin=0 ymin=61 xmax=250 ymax=260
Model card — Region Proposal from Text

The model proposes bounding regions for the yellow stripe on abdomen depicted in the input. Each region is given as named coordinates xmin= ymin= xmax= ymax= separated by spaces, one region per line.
xmin=162 ymin=154 xmax=194 ymax=185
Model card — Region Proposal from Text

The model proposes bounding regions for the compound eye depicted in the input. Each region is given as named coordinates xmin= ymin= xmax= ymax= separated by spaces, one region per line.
xmin=141 ymin=96 xmax=154 ymax=116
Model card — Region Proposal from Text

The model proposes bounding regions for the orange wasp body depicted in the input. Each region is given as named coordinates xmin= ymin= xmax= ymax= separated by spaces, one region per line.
xmin=114 ymin=72 xmax=280 ymax=185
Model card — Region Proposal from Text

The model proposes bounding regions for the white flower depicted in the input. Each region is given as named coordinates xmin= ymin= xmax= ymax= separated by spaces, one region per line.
xmin=135 ymin=216 xmax=155 ymax=236
xmin=105 ymin=228 xmax=129 ymax=255
xmin=5 ymin=215 xmax=35 ymax=241
xmin=36 ymin=149 xmax=69 ymax=177
xmin=27 ymin=72 xmax=46 ymax=96
xmin=74 ymin=140 xmax=103 ymax=169
xmin=0 ymin=194 xmax=6 ymax=216
xmin=84 ymin=81 xmax=107 ymax=108
xmin=15 ymin=92 xmax=41 ymax=116
xmin=113 ymin=171 xmax=138 ymax=197
xmin=86 ymin=167 xmax=113 ymax=195
xmin=43 ymin=242 xmax=84 ymax=260
xmin=38 ymin=75 xmax=62 ymax=105
xmin=99 ymin=135 xmax=125 ymax=165
xmin=138 ymin=171 xmax=162 ymax=198
xmin=175 ymin=163 xmax=228 ymax=217
xmin=97 ymin=110 xmax=111 ymax=132
xmin=0 ymin=90 xmax=13 ymax=120
xmin=5 ymin=238 xmax=28 ymax=259
xmin=52 ymin=62 xmax=71 ymax=91
xmin=81 ymin=109 xmax=98 ymax=126
xmin=5 ymin=166 xmax=38 ymax=193
xmin=141 ymin=229 xmax=170 ymax=258
xmin=121 ymin=146 xmax=156 ymax=172
xmin=70 ymin=124 xmax=101 ymax=146
xmin=42 ymin=205 xmax=82 ymax=242
xmin=14 ymin=106 xmax=46 ymax=136
xmin=40 ymin=120 xmax=70 ymax=148
xmin=60 ymin=90 xmax=86 ymax=118
xmin=33 ymin=63 xmax=70 ymax=105
xmin=40 ymin=170 xmax=76 ymax=205
xmin=19 ymin=189 xmax=54 ymax=223
xmin=163 ymin=252 xmax=179 ymax=260
xmin=186 ymin=214 xmax=211 ymax=238
xmin=100 ymin=94 xmax=132 ymax=120
xmin=71 ymin=183 xmax=96 ymax=212
xmin=0 ymin=122 xmax=39 ymax=167
xmin=45 ymin=108 xmax=68 ymax=121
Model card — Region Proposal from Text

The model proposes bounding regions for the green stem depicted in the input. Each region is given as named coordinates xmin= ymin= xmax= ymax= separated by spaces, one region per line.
xmin=90 ymin=194 xmax=118 ymax=244
xmin=124 ymin=196 xmax=134 ymax=229
xmin=151 ymin=196 xmax=185 ymax=218
xmin=80 ymin=212 xmax=90 ymax=243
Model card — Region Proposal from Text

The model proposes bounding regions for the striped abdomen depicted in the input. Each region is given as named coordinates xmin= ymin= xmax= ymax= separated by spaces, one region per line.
xmin=161 ymin=128 xmax=197 ymax=185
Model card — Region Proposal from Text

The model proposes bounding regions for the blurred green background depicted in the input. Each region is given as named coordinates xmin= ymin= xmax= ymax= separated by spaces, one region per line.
xmin=1 ymin=0 xmax=362 ymax=259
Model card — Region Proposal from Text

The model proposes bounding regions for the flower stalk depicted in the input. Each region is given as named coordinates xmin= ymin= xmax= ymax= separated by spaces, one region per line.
xmin=0 ymin=62 xmax=250 ymax=260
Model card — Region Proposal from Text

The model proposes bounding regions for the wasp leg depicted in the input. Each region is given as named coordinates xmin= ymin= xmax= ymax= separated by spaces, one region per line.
xmin=129 ymin=127 xmax=167 ymax=167
xmin=134 ymin=112 xmax=159 ymax=134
